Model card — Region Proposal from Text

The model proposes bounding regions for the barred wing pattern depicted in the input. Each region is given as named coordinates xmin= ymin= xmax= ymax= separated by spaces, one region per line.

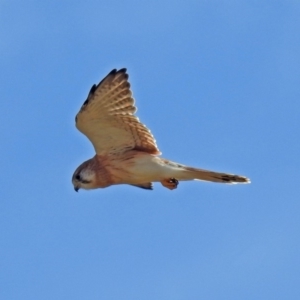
xmin=75 ymin=69 xmax=160 ymax=155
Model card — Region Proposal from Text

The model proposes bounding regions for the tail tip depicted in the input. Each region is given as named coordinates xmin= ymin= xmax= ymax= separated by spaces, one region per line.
xmin=220 ymin=174 xmax=251 ymax=184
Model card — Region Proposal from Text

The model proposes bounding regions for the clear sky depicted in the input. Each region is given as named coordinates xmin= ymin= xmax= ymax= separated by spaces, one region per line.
xmin=1 ymin=1 xmax=300 ymax=299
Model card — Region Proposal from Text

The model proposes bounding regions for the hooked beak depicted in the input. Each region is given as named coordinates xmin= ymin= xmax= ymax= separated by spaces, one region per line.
xmin=74 ymin=186 xmax=79 ymax=192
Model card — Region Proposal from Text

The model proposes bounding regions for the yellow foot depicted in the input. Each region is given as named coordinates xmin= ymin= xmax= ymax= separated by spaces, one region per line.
xmin=160 ymin=178 xmax=179 ymax=190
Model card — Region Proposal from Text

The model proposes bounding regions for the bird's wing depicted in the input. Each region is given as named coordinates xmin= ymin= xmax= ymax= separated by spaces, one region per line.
xmin=75 ymin=68 xmax=160 ymax=155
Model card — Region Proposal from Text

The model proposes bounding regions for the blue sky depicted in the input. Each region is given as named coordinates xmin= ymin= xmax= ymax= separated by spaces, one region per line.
xmin=1 ymin=1 xmax=300 ymax=299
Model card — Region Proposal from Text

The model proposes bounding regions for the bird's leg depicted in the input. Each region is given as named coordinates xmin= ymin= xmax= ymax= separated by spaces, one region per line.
xmin=160 ymin=178 xmax=179 ymax=190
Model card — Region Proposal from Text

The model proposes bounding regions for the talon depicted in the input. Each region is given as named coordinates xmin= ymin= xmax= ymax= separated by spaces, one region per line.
xmin=161 ymin=178 xmax=179 ymax=190
xmin=169 ymin=178 xmax=178 ymax=185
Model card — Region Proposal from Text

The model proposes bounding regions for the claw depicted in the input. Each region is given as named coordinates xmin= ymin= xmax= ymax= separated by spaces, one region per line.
xmin=161 ymin=178 xmax=179 ymax=190
xmin=169 ymin=178 xmax=178 ymax=185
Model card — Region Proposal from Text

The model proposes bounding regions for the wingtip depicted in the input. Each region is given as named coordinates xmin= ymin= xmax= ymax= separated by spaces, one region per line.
xmin=109 ymin=68 xmax=127 ymax=75
xmin=108 ymin=68 xmax=117 ymax=75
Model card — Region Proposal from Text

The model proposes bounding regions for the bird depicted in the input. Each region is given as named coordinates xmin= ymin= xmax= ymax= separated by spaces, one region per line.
xmin=72 ymin=68 xmax=250 ymax=192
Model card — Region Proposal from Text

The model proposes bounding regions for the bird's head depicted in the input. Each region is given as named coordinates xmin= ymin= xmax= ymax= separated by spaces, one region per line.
xmin=72 ymin=160 xmax=97 ymax=192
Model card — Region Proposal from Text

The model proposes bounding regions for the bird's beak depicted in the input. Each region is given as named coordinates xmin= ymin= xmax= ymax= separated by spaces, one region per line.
xmin=74 ymin=186 xmax=79 ymax=192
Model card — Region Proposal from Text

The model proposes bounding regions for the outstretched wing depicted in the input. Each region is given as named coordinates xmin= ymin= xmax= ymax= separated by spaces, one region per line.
xmin=75 ymin=68 xmax=160 ymax=155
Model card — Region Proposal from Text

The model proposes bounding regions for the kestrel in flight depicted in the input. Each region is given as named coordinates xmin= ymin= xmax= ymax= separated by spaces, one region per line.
xmin=72 ymin=68 xmax=250 ymax=192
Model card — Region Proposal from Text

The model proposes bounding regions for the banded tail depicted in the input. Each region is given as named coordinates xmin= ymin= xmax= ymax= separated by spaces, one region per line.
xmin=183 ymin=166 xmax=250 ymax=184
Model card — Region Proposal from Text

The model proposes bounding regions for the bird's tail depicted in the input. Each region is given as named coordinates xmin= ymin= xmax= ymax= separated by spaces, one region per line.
xmin=180 ymin=166 xmax=250 ymax=184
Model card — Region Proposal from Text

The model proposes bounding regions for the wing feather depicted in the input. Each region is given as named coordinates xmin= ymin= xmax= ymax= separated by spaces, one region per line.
xmin=75 ymin=69 xmax=161 ymax=155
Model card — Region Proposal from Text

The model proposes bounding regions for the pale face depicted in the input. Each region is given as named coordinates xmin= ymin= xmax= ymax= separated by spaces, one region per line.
xmin=72 ymin=164 xmax=97 ymax=191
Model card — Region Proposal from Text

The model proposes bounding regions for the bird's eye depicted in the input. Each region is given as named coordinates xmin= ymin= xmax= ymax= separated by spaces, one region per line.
xmin=75 ymin=174 xmax=81 ymax=181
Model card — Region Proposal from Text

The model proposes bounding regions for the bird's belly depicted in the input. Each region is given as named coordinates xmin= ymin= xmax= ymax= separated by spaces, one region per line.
xmin=114 ymin=154 xmax=169 ymax=184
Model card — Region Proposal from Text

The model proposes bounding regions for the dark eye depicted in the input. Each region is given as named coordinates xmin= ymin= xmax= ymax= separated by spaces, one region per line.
xmin=75 ymin=174 xmax=81 ymax=180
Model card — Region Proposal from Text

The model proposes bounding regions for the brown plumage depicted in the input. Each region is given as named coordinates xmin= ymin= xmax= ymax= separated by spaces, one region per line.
xmin=72 ymin=68 xmax=250 ymax=192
